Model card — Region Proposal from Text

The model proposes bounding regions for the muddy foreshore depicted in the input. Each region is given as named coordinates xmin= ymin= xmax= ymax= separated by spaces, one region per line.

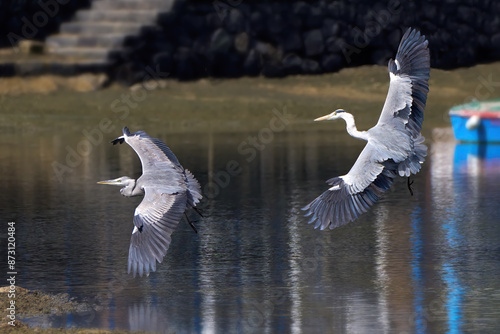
xmin=0 ymin=287 xmax=149 ymax=333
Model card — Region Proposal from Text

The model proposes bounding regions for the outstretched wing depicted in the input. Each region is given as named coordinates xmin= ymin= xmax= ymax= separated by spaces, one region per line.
xmin=128 ymin=187 xmax=187 ymax=277
xmin=115 ymin=127 xmax=203 ymax=205
xmin=302 ymin=144 xmax=395 ymax=230
xmin=185 ymin=169 xmax=202 ymax=207
xmin=117 ymin=127 xmax=184 ymax=174
xmin=303 ymin=29 xmax=429 ymax=230
xmin=375 ymin=28 xmax=430 ymax=138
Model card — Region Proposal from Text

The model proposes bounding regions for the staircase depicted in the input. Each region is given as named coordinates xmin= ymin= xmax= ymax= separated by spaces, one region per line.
xmin=45 ymin=0 xmax=174 ymax=71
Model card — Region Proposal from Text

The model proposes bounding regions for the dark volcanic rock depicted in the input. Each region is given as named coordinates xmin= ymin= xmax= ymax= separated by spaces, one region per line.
xmin=209 ymin=28 xmax=232 ymax=55
xmin=181 ymin=14 xmax=206 ymax=37
xmin=152 ymin=52 xmax=173 ymax=75
xmin=322 ymin=19 xmax=340 ymax=38
xmin=279 ymin=30 xmax=303 ymax=52
xmin=303 ymin=29 xmax=324 ymax=56
xmin=491 ymin=33 xmax=500 ymax=49
xmin=305 ymin=6 xmax=324 ymax=29
xmin=301 ymin=59 xmax=321 ymax=74
xmin=226 ymin=9 xmax=245 ymax=34
xmin=267 ymin=14 xmax=286 ymax=34
xmin=262 ymin=62 xmax=285 ymax=77
xmin=243 ymin=49 xmax=262 ymax=76
xmin=234 ymin=32 xmax=249 ymax=54
xmin=293 ymin=1 xmax=309 ymax=16
xmin=206 ymin=12 xmax=223 ymax=30
xmin=249 ymin=11 xmax=266 ymax=36
xmin=2 ymin=0 xmax=499 ymax=81
xmin=174 ymin=48 xmax=199 ymax=80
xmin=158 ymin=12 xmax=178 ymax=27
xmin=321 ymin=54 xmax=343 ymax=72
xmin=282 ymin=53 xmax=302 ymax=74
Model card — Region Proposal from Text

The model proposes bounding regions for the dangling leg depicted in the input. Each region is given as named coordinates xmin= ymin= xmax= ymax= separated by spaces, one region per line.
xmin=184 ymin=213 xmax=198 ymax=234
xmin=193 ymin=207 xmax=203 ymax=218
xmin=407 ymin=177 xmax=414 ymax=196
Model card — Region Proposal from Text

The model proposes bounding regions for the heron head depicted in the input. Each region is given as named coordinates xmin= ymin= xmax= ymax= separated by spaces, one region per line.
xmin=98 ymin=176 xmax=139 ymax=197
xmin=314 ymin=109 xmax=347 ymax=121
xmin=97 ymin=176 xmax=134 ymax=187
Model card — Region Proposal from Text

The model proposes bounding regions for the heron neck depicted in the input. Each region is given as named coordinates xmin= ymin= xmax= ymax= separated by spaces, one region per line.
xmin=122 ymin=180 xmax=143 ymax=197
xmin=341 ymin=113 xmax=368 ymax=141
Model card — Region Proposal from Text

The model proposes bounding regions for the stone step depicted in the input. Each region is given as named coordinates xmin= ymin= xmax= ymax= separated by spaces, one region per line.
xmin=60 ymin=21 xmax=144 ymax=34
xmin=75 ymin=9 xmax=160 ymax=23
xmin=92 ymin=0 xmax=174 ymax=11
xmin=46 ymin=34 xmax=126 ymax=48
xmin=48 ymin=47 xmax=112 ymax=60
xmin=19 ymin=0 xmax=176 ymax=76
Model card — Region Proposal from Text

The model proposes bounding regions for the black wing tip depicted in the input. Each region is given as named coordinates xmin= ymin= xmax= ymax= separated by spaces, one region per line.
xmin=399 ymin=27 xmax=429 ymax=54
xmin=110 ymin=126 xmax=131 ymax=145
xmin=402 ymin=27 xmax=426 ymax=43
xmin=111 ymin=137 xmax=125 ymax=145
xmin=390 ymin=27 xmax=430 ymax=78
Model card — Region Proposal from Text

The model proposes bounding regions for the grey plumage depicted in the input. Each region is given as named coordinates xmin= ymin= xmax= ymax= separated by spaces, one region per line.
xmin=98 ymin=127 xmax=202 ymax=277
xmin=303 ymin=28 xmax=430 ymax=230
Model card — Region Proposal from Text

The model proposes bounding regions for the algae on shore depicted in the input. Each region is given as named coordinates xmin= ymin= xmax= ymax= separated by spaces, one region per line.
xmin=0 ymin=287 xmax=152 ymax=334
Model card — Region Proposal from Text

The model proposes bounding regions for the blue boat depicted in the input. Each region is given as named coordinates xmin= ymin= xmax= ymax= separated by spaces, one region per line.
xmin=449 ymin=99 xmax=500 ymax=142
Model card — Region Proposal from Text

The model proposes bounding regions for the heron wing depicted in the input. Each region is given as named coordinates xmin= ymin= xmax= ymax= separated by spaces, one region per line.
xmin=122 ymin=127 xmax=183 ymax=174
xmin=128 ymin=187 xmax=187 ymax=277
xmin=185 ymin=169 xmax=202 ymax=206
xmin=302 ymin=143 xmax=396 ymax=230
xmin=376 ymin=28 xmax=430 ymax=138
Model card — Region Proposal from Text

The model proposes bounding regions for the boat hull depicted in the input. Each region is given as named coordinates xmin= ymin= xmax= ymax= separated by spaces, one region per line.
xmin=450 ymin=114 xmax=500 ymax=142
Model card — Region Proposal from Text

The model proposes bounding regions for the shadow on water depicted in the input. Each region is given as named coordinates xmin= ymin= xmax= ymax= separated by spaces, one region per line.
xmin=1 ymin=69 xmax=500 ymax=332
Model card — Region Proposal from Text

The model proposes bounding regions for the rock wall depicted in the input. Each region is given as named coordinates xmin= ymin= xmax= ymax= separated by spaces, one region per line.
xmin=1 ymin=0 xmax=500 ymax=82
xmin=0 ymin=0 xmax=90 ymax=48
xmin=112 ymin=0 xmax=500 ymax=83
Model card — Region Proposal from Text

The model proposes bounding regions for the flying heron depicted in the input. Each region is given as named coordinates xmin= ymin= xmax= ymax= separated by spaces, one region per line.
xmin=303 ymin=28 xmax=430 ymax=230
xmin=98 ymin=127 xmax=202 ymax=277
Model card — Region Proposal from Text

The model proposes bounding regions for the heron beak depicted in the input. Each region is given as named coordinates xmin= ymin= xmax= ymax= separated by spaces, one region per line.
xmin=314 ymin=114 xmax=331 ymax=122
xmin=97 ymin=179 xmax=120 ymax=185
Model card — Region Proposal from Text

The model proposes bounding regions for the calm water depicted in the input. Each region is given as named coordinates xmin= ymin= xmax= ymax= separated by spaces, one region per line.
xmin=1 ymin=82 xmax=500 ymax=333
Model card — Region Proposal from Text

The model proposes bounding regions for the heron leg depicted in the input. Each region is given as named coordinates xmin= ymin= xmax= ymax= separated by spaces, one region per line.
xmin=407 ymin=177 xmax=414 ymax=196
xmin=193 ymin=207 xmax=203 ymax=218
xmin=184 ymin=213 xmax=198 ymax=234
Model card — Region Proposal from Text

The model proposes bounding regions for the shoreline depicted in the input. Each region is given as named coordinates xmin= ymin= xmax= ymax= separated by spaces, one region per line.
xmin=0 ymin=286 xmax=150 ymax=333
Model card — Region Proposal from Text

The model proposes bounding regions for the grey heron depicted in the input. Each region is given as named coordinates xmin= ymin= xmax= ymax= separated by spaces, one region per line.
xmin=98 ymin=127 xmax=202 ymax=277
xmin=303 ymin=28 xmax=430 ymax=230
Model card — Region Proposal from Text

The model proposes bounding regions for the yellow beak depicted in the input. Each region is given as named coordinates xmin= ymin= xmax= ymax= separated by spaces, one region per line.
xmin=314 ymin=114 xmax=331 ymax=122
xmin=97 ymin=179 xmax=117 ymax=185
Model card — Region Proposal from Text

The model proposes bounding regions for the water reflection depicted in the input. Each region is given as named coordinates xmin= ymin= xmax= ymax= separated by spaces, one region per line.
xmin=1 ymin=115 xmax=500 ymax=333
xmin=430 ymin=140 xmax=500 ymax=333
